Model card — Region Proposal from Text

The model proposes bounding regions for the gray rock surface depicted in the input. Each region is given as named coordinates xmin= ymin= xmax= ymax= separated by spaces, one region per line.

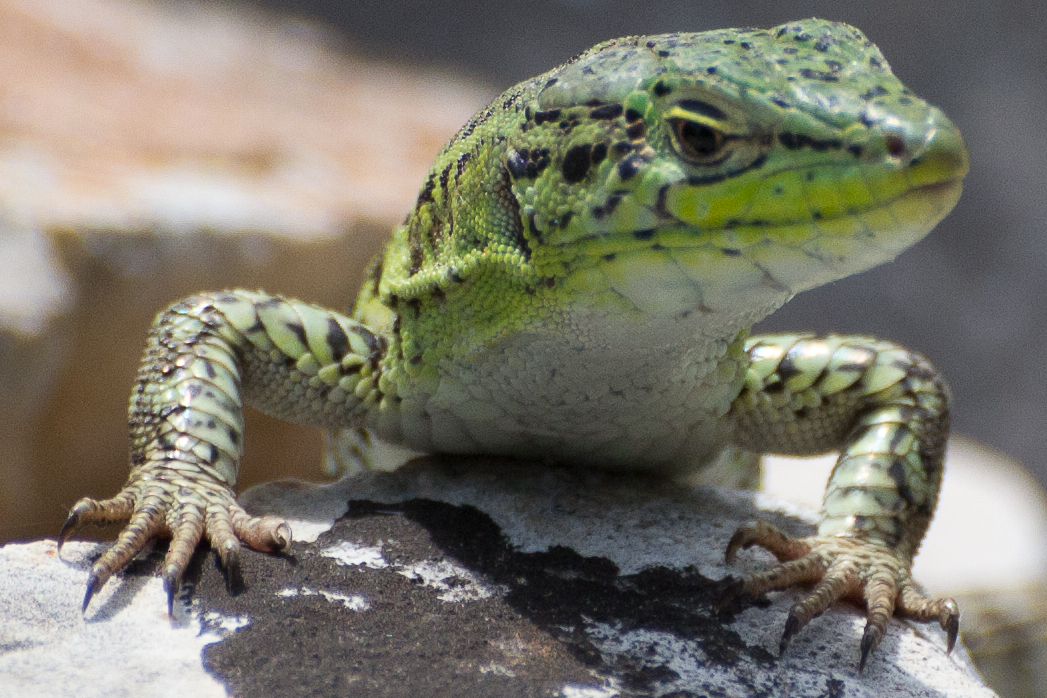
xmin=2 ymin=459 xmax=997 ymax=697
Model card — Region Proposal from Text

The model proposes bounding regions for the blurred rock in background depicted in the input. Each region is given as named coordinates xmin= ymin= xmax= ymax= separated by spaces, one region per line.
xmin=0 ymin=0 xmax=487 ymax=542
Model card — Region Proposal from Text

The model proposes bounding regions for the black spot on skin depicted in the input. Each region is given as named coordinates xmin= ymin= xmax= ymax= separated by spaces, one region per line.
xmin=326 ymin=318 xmax=350 ymax=362
xmin=612 ymin=141 xmax=632 ymax=155
xmin=617 ymin=157 xmax=641 ymax=180
xmin=591 ymin=142 xmax=608 ymax=165
xmin=777 ymin=355 xmax=802 ymax=382
xmin=561 ymin=144 xmax=593 ymax=183
xmin=889 ymin=458 xmax=916 ymax=505
xmin=242 ymin=318 xmax=265 ymax=336
xmin=534 ymin=109 xmax=562 ymax=125
xmin=653 ymin=81 xmax=672 ymax=97
xmin=676 ymin=99 xmax=727 ymax=121
xmin=771 ymin=96 xmax=791 ymax=109
xmin=782 ymin=47 xmax=798 ymax=55
xmin=633 ymin=228 xmax=656 ymax=240
xmin=813 ymin=35 xmax=836 ymax=52
xmin=545 ymin=77 xmax=558 ymax=88
xmin=778 ymin=132 xmax=843 ymax=152
xmin=351 ymin=326 xmax=379 ymax=355
xmin=723 ymin=39 xmax=735 ymax=45
xmin=286 ymin=321 xmax=308 ymax=348
xmin=416 ymin=175 xmax=436 ymax=205
xmin=794 ymin=32 xmax=811 ymax=42
xmin=869 ymin=57 xmax=883 ymax=69
xmin=722 ymin=248 xmax=741 ymax=256
xmin=589 ymin=103 xmax=623 ymax=120
xmin=368 ymin=252 xmax=385 ymax=296
xmin=898 ymin=96 xmax=912 ymax=105
xmin=455 ymin=152 xmax=472 ymax=180
xmin=861 ymin=85 xmax=889 ymax=100
xmin=799 ymin=68 xmax=839 ymax=82
xmin=705 ymin=66 xmax=717 ymax=75
xmin=624 ymin=108 xmax=643 ymax=123
xmin=658 ymin=49 xmax=670 ymax=58
xmin=656 ymin=185 xmax=671 ymax=217
xmin=602 ymin=253 xmax=616 ymax=261
xmin=228 ymin=428 xmax=240 ymax=446
xmin=625 ymin=122 xmax=646 ymax=140
xmin=847 ymin=144 xmax=863 ymax=158
xmin=507 ymin=150 xmax=534 ymax=180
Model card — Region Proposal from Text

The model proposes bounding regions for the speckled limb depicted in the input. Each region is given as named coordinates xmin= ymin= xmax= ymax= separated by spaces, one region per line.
xmin=724 ymin=333 xmax=958 ymax=670
xmin=59 ymin=290 xmax=390 ymax=613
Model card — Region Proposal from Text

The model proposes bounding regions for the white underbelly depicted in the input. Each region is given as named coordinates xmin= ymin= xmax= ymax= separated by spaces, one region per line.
xmin=391 ymin=324 xmax=748 ymax=476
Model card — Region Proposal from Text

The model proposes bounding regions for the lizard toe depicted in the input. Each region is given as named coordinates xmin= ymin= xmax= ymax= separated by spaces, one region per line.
xmin=82 ymin=492 xmax=169 ymax=611
xmin=726 ymin=523 xmax=954 ymax=669
xmin=58 ymin=493 xmax=136 ymax=553
xmin=898 ymin=583 xmax=960 ymax=653
xmin=726 ymin=519 xmax=812 ymax=564
xmin=229 ymin=501 xmax=291 ymax=553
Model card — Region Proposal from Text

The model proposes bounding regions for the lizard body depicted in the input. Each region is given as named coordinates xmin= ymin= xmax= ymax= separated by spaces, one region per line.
xmin=61 ymin=19 xmax=968 ymax=671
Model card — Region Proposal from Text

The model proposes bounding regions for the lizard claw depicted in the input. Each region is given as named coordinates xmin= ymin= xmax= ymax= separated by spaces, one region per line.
xmin=62 ymin=474 xmax=290 ymax=612
xmin=726 ymin=519 xmax=960 ymax=671
xmin=82 ymin=571 xmax=104 ymax=613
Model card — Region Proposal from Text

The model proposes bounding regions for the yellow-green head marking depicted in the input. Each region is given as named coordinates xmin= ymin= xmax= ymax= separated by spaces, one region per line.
xmin=374 ymin=18 xmax=967 ymax=363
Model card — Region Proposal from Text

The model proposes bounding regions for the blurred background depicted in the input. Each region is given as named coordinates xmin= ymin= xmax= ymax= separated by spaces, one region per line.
xmin=0 ymin=0 xmax=1044 ymax=693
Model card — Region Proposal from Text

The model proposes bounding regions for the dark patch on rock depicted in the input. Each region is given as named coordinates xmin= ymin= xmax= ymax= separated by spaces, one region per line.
xmin=196 ymin=497 xmax=766 ymax=697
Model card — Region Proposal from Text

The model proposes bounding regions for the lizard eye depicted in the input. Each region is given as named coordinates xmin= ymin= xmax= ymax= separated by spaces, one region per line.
xmin=670 ymin=119 xmax=729 ymax=165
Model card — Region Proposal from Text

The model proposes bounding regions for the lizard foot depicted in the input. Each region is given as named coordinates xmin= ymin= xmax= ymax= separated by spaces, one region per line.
xmin=59 ymin=473 xmax=290 ymax=615
xmin=725 ymin=520 xmax=958 ymax=672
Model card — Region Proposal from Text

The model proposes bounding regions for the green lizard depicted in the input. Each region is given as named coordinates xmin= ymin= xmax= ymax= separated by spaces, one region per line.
xmin=60 ymin=18 xmax=968 ymax=671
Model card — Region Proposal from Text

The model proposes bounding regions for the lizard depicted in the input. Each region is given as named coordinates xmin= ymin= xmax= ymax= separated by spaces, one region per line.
xmin=58 ymin=18 xmax=968 ymax=671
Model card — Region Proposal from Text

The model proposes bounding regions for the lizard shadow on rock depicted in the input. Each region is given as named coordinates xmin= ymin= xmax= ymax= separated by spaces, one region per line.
xmin=342 ymin=496 xmax=776 ymax=692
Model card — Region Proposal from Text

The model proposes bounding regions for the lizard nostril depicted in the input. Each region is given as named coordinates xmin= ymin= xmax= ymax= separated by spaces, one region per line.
xmin=885 ymin=133 xmax=906 ymax=158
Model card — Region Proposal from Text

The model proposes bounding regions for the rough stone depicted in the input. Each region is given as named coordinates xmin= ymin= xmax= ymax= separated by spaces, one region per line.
xmin=2 ymin=459 xmax=998 ymax=697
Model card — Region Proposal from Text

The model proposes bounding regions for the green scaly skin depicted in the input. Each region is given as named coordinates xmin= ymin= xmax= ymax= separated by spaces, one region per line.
xmin=60 ymin=19 xmax=968 ymax=671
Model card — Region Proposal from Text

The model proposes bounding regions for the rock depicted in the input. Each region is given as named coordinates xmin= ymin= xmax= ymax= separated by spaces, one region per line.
xmin=1 ymin=459 xmax=998 ymax=697
xmin=0 ymin=0 xmax=488 ymax=542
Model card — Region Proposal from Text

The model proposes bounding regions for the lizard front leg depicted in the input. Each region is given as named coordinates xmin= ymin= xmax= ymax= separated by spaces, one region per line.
xmin=58 ymin=290 xmax=393 ymax=613
xmin=724 ymin=333 xmax=959 ymax=671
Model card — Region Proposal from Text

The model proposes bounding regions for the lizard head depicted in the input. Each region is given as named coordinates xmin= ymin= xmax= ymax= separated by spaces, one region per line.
xmin=509 ymin=18 xmax=968 ymax=324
